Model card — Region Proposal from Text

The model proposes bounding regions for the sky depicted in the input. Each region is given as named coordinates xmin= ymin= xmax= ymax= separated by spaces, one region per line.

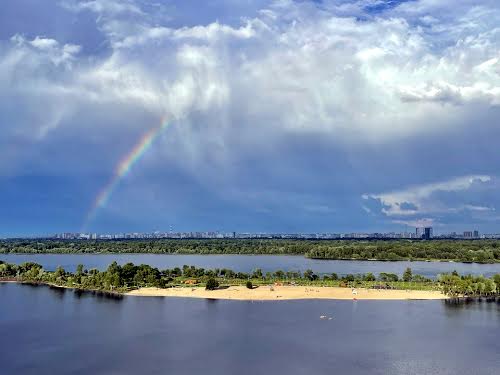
xmin=1 ymin=0 xmax=500 ymax=236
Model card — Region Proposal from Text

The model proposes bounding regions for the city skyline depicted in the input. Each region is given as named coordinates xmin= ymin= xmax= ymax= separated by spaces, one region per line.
xmin=7 ymin=226 xmax=499 ymax=241
xmin=1 ymin=1 xmax=500 ymax=236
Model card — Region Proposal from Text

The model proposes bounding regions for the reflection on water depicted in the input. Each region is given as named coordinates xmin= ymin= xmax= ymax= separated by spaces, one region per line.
xmin=444 ymin=298 xmax=500 ymax=307
xmin=0 ymin=283 xmax=499 ymax=375
xmin=12 ymin=282 xmax=125 ymax=301
xmin=443 ymin=298 xmax=500 ymax=317
xmin=72 ymin=288 xmax=125 ymax=301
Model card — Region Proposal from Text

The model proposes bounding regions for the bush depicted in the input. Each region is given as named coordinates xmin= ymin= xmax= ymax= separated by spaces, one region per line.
xmin=246 ymin=281 xmax=253 ymax=289
xmin=205 ymin=278 xmax=219 ymax=290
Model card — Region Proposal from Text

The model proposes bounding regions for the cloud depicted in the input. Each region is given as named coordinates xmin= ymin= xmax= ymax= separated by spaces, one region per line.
xmin=113 ymin=20 xmax=264 ymax=49
xmin=363 ymin=175 xmax=492 ymax=216
xmin=62 ymin=0 xmax=144 ymax=16
xmin=398 ymin=81 xmax=500 ymax=106
xmin=29 ymin=36 xmax=59 ymax=50
xmin=5 ymin=0 xmax=500 ymax=148
xmin=10 ymin=34 xmax=81 ymax=66
xmin=2 ymin=0 xmax=500 ymax=232
xmin=463 ymin=204 xmax=495 ymax=212
xmin=399 ymin=202 xmax=418 ymax=211
xmin=392 ymin=217 xmax=436 ymax=228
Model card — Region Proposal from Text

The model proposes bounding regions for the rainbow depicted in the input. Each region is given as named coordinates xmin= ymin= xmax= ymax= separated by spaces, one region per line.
xmin=82 ymin=117 xmax=170 ymax=231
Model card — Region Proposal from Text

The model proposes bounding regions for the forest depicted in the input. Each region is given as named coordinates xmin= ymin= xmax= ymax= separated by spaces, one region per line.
xmin=1 ymin=239 xmax=500 ymax=263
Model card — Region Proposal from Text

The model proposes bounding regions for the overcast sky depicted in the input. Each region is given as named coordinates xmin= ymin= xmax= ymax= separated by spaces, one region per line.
xmin=1 ymin=0 xmax=500 ymax=236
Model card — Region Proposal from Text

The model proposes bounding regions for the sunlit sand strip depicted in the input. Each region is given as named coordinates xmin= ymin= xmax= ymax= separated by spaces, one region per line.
xmin=126 ymin=285 xmax=447 ymax=300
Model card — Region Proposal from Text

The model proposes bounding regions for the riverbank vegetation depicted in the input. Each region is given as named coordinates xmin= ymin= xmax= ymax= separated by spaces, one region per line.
xmin=1 ymin=260 xmax=498 ymax=298
xmin=1 ymin=239 xmax=500 ymax=263
xmin=439 ymin=272 xmax=500 ymax=298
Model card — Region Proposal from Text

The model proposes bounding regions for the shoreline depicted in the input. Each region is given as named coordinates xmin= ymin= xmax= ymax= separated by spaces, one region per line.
xmin=2 ymin=281 xmax=446 ymax=300
xmin=0 ymin=280 xmax=126 ymax=296
xmin=126 ymin=285 xmax=447 ymax=301
xmin=2 ymin=253 xmax=499 ymax=264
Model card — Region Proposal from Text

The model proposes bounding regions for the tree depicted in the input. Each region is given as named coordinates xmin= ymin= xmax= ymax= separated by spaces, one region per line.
xmin=107 ymin=261 xmax=121 ymax=274
xmin=133 ymin=265 xmax=160 ymax=286
xmin=54 ymin=266 xmax=66 ymax=280
xmin=379 ymin=273 xmax=398 ymax=282
xmin=412 ymin=274 xmax=430 ymax=283
xmin=330 ymin=273 xmax=338 ymax=281
xmin=204 ymin=270 xmax=215 ymax=278
xmin=493 ymin=274 xmax=500 ymax=286
xmin=363 ymin=272 xmax=376 ymax=282
xmin=252 ymin=268 xmax=263 ymax=279
xmin=75 ymin=264 xmax=84 ymax=283
xmin=0 ymin=263 xmax=10 ymax=276
xmin=343 ymin=274 xmax=355 ymax=282
xmin=206 ymin=278 xmax=219 ymax=290
xmin=484 ymin=279 xmax=496 ymax=296
xmin=246 ymin=281 xmax=253 ymax=289
xmin=172 ymin=267 xmax=182 ymax=277
xmin=304 ymin=269 xmax=318 ymax=281
xmin=403 ymin=267 xmax=413 ymax=282
xmin=220 ymin=268 xmax=235 ymax=278
xmin=274 ymin=270 xmax=285 ymax=279
xmin=122 ymin=263 xmax=138 ymax=284
xmin=76 ymin=264 xmax=84 ymax=276
xmin=105 ymin=272 xmax=122 ymax=289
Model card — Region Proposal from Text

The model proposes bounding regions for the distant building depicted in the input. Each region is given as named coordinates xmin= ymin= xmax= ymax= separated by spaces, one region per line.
xmin=473 ymin=230 xmax=479 ymax=238
xmin=463 ymin=231 xmax=473 ymax=238
xmin=416 ymin=227 xmax=422 ymax=238
xmin=423 ymin=227 xmax=433 ymax=240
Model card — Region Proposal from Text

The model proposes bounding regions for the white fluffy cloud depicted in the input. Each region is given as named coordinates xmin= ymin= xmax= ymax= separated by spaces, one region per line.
xmin=363 ymin=175 xmax=492 ymax=216
xmin=10 ymin=34 xmax=81 ymax=66
xmin=3 ymin=0 xmax=500 ymax=146
xmin=62 ymin=0 xmax=144 ymax=16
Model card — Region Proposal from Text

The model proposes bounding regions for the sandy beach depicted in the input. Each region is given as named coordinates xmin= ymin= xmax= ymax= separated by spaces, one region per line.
xmin=126 ymin=285 xmax=446 ymax=300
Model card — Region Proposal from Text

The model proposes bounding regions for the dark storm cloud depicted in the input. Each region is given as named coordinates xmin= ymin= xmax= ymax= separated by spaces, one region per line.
xmin=0 ymin=0 xmax=499 ymax=235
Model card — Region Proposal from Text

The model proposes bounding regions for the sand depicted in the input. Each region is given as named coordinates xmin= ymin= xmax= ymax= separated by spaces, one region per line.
xmin=126 ymin=285 xmax=446 ymax=300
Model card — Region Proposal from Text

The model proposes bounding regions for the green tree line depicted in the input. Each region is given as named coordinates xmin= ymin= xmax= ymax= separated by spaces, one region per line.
xmin=1 ymin=239 xmax=500 ymax=263
xmin=439 ymin=272 xmax=500 ymax=298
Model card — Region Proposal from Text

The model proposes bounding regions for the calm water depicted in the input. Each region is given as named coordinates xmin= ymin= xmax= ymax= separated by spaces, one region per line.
xmin=2 ymin=254 xmax=500 ymax=278
xmin=0 ymin=283 xmax=499 ymax=375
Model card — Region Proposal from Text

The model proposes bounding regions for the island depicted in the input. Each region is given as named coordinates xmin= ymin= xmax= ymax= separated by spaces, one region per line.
xmin=1 ymin=260 xmax=499 ymax=301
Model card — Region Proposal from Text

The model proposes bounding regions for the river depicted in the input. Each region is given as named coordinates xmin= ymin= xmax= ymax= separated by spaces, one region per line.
xmin=1 ymin=253 xmax=500 ymax=278
xmin=0 ymin=283 xmax=498 ymax=375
